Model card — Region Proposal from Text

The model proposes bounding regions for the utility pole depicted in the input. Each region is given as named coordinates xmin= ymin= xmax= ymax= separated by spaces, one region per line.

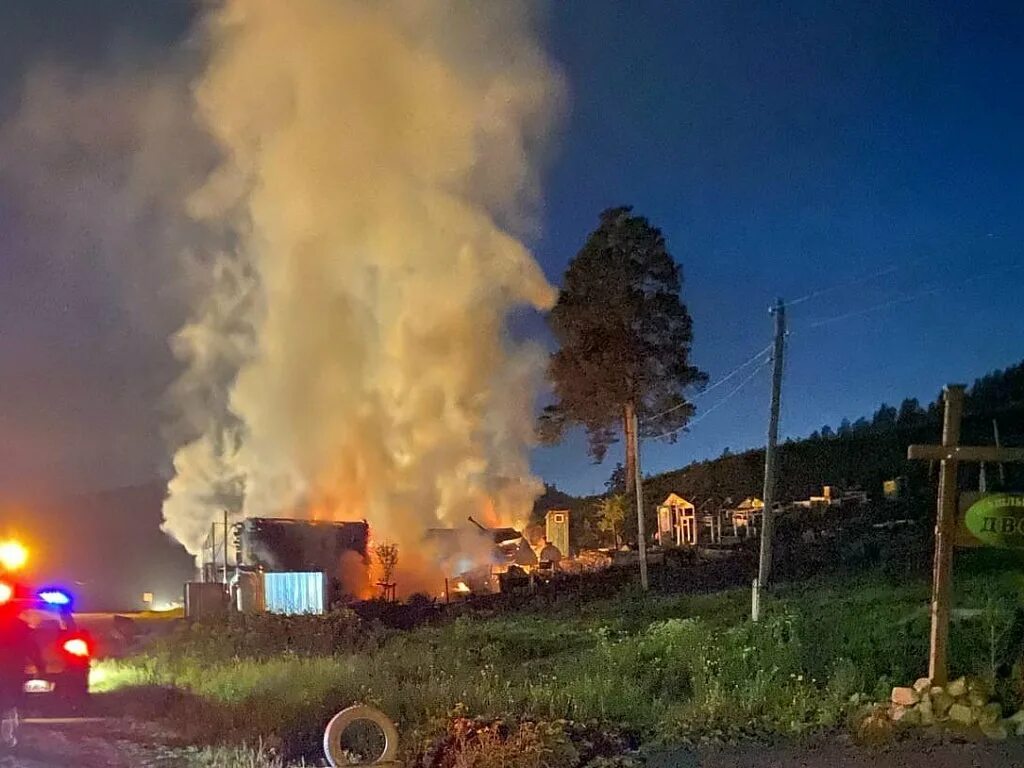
xmin=223 ymin=509 xmax=229 ymax=586
xmin=630 ymin=406 xmax=649 ymax=591
xmin=753 ymin=298 xmax=786 ymax=621
xmin=208 ymin=522 xmax=216 ymax=583
xmin=994 ymin=419 xmax=1006 ymax=487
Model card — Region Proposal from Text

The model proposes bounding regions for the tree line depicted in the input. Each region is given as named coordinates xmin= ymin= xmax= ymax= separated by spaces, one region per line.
xmin=806 ymin=359 xmax=1024 ymax=442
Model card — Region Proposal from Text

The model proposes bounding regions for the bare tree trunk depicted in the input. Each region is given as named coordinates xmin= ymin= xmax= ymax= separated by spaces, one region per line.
xmin=623 ymin=402 xmax=637 ymax=497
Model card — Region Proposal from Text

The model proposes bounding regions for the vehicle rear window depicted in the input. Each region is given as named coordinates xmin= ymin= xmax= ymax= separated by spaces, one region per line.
xmin=17 ymin=605 xmax=69 ymax=656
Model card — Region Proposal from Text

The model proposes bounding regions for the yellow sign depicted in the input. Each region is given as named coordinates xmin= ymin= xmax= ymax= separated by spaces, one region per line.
xmin=962 ymin=493 xmax=1024 ymax=549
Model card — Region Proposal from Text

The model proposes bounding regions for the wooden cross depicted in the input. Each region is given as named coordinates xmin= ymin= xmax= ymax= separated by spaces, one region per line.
xmin=908 ymin=384 xmax=1024 ymax=684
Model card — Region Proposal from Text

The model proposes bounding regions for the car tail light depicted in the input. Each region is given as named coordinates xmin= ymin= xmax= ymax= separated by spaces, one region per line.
xmin=62 ymin=638 xmax=90 ymax=658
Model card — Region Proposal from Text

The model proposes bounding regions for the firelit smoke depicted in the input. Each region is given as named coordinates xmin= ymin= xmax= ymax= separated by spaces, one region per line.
xmin=162 ymin=0 xmax=564 ymax=595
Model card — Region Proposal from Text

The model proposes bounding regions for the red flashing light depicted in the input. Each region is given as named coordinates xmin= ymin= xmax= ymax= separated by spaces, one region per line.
xmin=62 ymin=637 xmax=90 ymax=658
xmin=0 ymin=582 xmax=11 ymax=605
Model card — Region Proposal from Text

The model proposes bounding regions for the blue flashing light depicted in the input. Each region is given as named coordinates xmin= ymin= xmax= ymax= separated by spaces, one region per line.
xmin=38 ymin=589 xmax=72 ymax=607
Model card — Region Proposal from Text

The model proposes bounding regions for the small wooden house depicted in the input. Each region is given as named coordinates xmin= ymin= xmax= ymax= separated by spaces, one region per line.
xmin=656 ymin=493 xmax=697 ymax=546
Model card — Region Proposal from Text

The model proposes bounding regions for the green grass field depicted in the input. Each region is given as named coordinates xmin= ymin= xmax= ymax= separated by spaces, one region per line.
xmin=95 ymin=550 xmax=1024 ymax=763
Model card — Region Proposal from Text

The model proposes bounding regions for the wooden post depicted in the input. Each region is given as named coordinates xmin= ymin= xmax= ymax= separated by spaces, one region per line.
xmin=929 ymin=384 xmax=965 ymax=685
xmin=910 ymin=400 xmax=1024 ymax=684
xmin=631 ymin=407 xmax=649 ymax=591
xmin=223 ymin=509 xmax=230 ymax=586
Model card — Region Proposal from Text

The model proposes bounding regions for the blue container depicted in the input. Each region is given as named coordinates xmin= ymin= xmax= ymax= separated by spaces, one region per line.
xmin=263 ymin=571 xmax=327 ymax=614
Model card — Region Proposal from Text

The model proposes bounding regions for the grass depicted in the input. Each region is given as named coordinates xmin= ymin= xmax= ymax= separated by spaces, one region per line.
xmin=162 ymin=743 xmax=296 ymax=768
xmin=95 ymin=550 xmax=1024 ymax=762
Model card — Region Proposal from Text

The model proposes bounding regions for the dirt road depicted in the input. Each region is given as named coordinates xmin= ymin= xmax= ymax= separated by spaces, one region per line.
xmin=11 ymin=718 xmax=185 ymax=768
xmin=13 ymin=719 xmax=1024 ymax=767
xmin=673 ymin=738 xmax=1024 ymax=767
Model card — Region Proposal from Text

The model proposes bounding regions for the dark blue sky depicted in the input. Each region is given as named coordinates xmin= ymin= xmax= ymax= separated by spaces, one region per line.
xmin=530 ymin=0 xmax=1024 ymax=495
xmin=0 ymin=1 xmax=1021 ymax=499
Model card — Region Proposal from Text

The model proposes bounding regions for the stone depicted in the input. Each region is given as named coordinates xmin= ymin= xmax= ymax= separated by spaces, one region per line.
xmin=931 ymin=691 xmax=954 ymax=718
xmin=913 ymin=677 xmax=932 ymax=693
xmin=968 ymin=691 xmax=989 ymax=708
xmin=855 ymin=708 xmax=896 ymax=746
xmin=918 ymin=698 xmax=935 ymax=726
xmin=946 ymin=677 xmax=967 ymax=698
xmin=1007 ymin=709 xmax=1024 ymax=724
xmin=967 ymin=676 xmax=994 ymax=698
xmin=948 ymin=703 xmax=975 ymax=726
xmin=891 ymin=686 xmax=920 ymax=707
xmin=981 ymin=722 xmax=1008 ymax=741
xmin=978 ymin=703 xmax=1002 ymax=727
xmin=891 ymin=705 xmax=920 ymax=726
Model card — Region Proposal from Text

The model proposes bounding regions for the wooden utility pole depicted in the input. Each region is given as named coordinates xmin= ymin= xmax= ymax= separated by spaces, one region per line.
xmin=753 ymin=298 xmax=786 ymax=620
xmin=994 ymin=419 xmax=1007 ymax=487
xmin=631 ymin=407 xmax=649 ymax=591
xmin=208 ymin=522 xmax=216 ymax=583
xmin=223 ymin=509 xmax=230 ymax=585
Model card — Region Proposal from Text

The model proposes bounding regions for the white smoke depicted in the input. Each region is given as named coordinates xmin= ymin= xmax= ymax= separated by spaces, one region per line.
xmin=162 ymin=0 xmax=563 ymax=586
xmin=0 ymin=63 xmax=212 ymax=493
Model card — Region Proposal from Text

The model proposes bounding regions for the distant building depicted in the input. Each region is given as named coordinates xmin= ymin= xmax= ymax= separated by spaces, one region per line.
xmin=545 ymin=509 xmax=570 ymax=558
xmin=883 ymin=477 xmax=907 ymax=499
xmin=793 ymin=486 xmax=868 ymax=509
xmin=728 ymin=497 xmax=764 ymax=539
xmin=657 ymin=493 xmax=696 ymax=546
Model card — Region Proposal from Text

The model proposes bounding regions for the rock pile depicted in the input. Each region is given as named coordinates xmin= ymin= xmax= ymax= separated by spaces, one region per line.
xmin=886 ymin=676 xmax=1024 ymax=740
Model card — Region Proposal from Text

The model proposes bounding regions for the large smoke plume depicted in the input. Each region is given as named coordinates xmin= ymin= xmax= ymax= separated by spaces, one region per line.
xmin=162 ymin=0 xmax=563 ymax=589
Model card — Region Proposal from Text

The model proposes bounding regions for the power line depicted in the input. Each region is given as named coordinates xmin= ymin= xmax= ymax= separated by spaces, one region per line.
xmin=642 ymin=343 xmax=772 ymax=424
xmin=800 ymin=262 xmax=1024 ymax=332
xmin=783 ymin=265 xmax=900 ymax=309
xmin=648 ymin=358 xmax=771 ymax=441
xmin=782 ymin=254 xmax=936 ymax=311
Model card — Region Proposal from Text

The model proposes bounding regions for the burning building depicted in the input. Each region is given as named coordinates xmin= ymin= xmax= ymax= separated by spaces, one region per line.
xmin=235 ymin=517 xmax=371 ymax=605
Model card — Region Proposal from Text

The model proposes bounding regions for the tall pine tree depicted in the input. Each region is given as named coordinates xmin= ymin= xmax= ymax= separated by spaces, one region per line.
xmin=540 ymin=206 xmax=706 ymax=493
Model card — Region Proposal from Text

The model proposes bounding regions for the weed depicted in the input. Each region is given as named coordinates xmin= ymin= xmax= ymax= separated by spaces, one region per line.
xmin=98 ymin=560 xmax=1024 ymax=759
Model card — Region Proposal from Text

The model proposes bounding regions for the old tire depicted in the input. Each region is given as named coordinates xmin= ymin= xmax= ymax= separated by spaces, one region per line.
xmin=323 ymin=704 xmax=399 ymax=766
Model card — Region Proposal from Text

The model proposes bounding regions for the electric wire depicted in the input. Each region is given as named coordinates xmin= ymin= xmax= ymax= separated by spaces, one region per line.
xmin=782 ymin=254 xmax=935 ymax=310
xmin=648 ymin=358 xmax=771 ymax=440
xmin=637 ymin=257 xmax=1020 ymax=444
xmin=800 ymin=262 xmax=1024 ymax=332
xmin=642 ymin=343 xmax=772 ymax=424
xmin=783 ymin=265 xmax=899 ymax=309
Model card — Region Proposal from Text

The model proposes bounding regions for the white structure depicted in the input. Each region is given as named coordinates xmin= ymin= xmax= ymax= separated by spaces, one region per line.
xmin=657 ymin=493 xmax=697 ymax=546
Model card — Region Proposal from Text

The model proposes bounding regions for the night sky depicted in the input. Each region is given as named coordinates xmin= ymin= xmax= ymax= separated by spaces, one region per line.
xmin=1 ymin=1 xmax=1022 ymax=503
